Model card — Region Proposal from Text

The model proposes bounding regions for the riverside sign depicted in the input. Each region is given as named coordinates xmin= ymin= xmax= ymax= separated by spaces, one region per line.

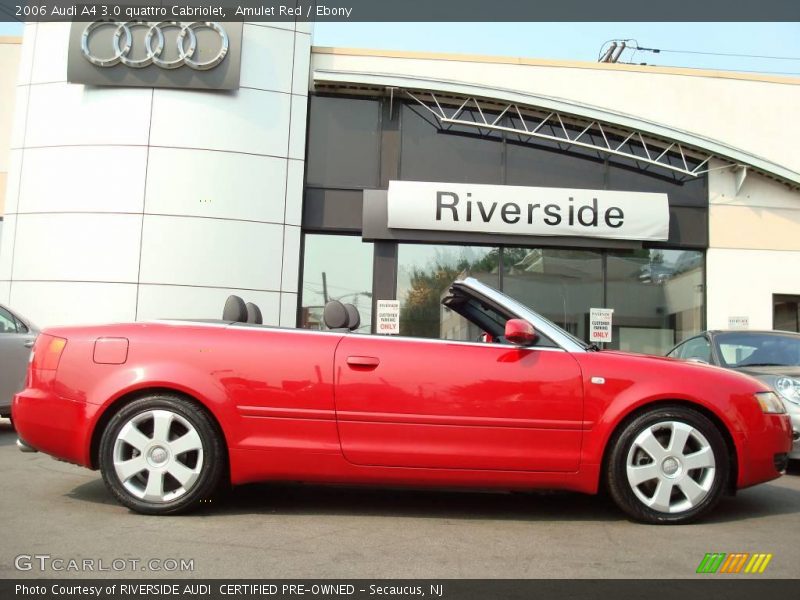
xmin=387 ymin=181 xmax=670 ymax=241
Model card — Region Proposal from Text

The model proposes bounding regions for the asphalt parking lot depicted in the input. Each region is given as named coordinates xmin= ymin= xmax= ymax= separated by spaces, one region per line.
xmin=1 ymin=418 xmax=798 ymax=579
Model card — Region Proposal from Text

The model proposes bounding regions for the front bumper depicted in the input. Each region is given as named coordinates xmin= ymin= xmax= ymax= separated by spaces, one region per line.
xmin=788 ymin=409 xmax=800 ymax=459
xmin=738 ymin=413 xmax=793 ymax=488
xmin=12 ymin=388 xmax=94 ymax=467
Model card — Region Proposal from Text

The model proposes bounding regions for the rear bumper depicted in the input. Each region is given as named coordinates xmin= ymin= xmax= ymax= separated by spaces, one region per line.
xmin=11 ymin=388 xmax=94 ymax=467
xmin=738 ymin=414 xmax=793 ymax=489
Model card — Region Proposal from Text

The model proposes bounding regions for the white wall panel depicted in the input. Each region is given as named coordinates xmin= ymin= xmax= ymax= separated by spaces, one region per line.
xmin=0 ymin=214 xmax=15 ymax=280
xmin=0 ymin=280 xmax=9 ymax=305
xmin=288 ymin=94 xmax=308 ymax=160
xmin=706 ymin=248 xmax=800 ymax=330
xmin=284 ymin=158 xmax=304 ymax=226
xmin=19 ymin=146 xmax=147 ymax=214
xmin=24 ymin=83 xmax=152 ymax=148
xmin=292 ymin=33 xmax=311 ymax=96
xmin=245 ymin=22 xmax=295 ymax=32
xmin=279 ymin=292 xmax=297 ymax=327
xmin=139 ymin=216 xmax=283 ymax=290
xmin=3 ymin=150 xmax=21 ymax=214
xmin=12 ymin=213 xmax=142 ymax=282
xmin=136 ymin=284 xmax=280 ymax=323
xmin=9 ymin=85 xmax=28 ymax=149
xmin=281 ymin=225 xmax=300 ymax=292
xmin=240 ymin=24 xmax=294 ymax=93
xmin=9 ymin=281 xmax=138 ymax=327
xmin=29 ymin=22 xmax=70 ymax=85
xmin=145 ymin=147 xmax=286 ymax=223
xmin=15 ymin=24 xmax=36 ymax=86
xmin=150 ymin=87 xmax=291 ymax=157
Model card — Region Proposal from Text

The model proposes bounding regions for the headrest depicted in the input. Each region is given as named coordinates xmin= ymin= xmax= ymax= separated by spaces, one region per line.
xmin=343 ymin=303 xmax=360 ymax=331
xmin=323 ymin=300 xmax=349 ymax=330
xmin=245 ymin=302 xmax=263 ymax=325
xmin=223 ymin=295 xmax=248 ymax=322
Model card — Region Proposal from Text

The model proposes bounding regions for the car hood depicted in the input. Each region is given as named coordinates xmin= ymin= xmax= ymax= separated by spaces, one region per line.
xmin=732 ymin=365 xmax=800 ymax=380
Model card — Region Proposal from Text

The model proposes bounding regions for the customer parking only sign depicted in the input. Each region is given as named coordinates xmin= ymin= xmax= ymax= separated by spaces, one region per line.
xmin=590 ymin=308 xmax=614 ymax=343
xmin=377 ymin=300 xmax=400 ymax=335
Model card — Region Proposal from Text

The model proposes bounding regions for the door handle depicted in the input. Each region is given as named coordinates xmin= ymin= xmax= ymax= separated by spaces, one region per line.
xmin=24 ymin=341 xmax=34 ymax=348
xmin=346 ymin=356 xmax=380 ymax=368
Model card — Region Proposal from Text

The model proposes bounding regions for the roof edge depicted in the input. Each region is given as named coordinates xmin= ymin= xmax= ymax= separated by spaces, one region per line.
xmin=312 ymin=46 xmax=800 ymax=87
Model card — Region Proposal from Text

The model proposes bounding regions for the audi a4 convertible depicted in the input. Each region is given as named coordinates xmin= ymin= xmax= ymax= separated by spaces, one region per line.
xmin=13 ymin=279 xmax=792 ymax=524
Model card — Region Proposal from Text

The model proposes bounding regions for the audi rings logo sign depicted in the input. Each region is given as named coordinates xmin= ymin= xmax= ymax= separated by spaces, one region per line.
xmin=67 ymin=21 xmax=242 ymax=90
xmin=82 ymin=21 xmax=229 ymax=71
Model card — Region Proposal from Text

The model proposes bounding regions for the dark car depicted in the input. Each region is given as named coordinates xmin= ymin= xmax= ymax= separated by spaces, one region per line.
xmin=0 ymin=303 xmax=38 ymax=420
xmin=667 ymin=330 xmax=800 ymax=460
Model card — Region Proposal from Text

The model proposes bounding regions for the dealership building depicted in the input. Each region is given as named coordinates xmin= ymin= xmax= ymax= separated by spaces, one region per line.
xmin=1 ymin=21 xmax=800 ymax=354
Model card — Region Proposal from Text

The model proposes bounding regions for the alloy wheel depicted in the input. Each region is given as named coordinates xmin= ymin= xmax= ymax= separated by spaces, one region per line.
xmin=625 ymin=420 xmax=716 ymax=514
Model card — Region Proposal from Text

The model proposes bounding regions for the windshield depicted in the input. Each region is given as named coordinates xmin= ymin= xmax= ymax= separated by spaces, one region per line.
xmin=715 ymin=332 xmax=800 ymax=368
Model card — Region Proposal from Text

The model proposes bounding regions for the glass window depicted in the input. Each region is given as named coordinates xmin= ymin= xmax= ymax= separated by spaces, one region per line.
xmin=679 ymin=336 xmax=712 ymax=362
xmin=715 ymin=332 xmax=800 ymax=368
xmin=607 ymin=160 xmax=707 ymax=208
xmin=300 ymin=234 xmax=374 ymax=333
xmin=774 ymin=295 xmax=800 ymax=333
xmin=400 ymin=104 xmax=503 ymax=184
xmin=506 ymin=142 xmax=605 ymax=189
xmin=606 ymin=249 xmax=704 ymax=355
xmin=396 ymin=245 xmax=500 ymax=339
xmin=306 ymin=96 xmax=381 ymax=189
xmin=503 ymin=248 xmax=602 ymax=342
xmin=0 ymin=307 xmax=18 ymax=334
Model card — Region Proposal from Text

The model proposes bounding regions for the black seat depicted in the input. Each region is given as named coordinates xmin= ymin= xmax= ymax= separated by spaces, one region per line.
xmin=323 ymin=300 xmax=350 ymax=331
xmin=223 ymin=295 xmax=248 ymax=322
xmin=343 ymin=303 xmax=361 ymax=331
xmin=245 ymin=302 xmax=263 ymax=325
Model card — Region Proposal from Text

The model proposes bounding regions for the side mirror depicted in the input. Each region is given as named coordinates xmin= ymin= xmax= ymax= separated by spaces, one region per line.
xmin=505 ymin=319 xmax=537 ymax=347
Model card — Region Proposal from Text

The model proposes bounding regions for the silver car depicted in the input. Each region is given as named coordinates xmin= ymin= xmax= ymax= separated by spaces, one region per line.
xmin=0 ymin=304 xmax=38 ymax=420
xmin=667 ymin=330 xmax=800 ymax=460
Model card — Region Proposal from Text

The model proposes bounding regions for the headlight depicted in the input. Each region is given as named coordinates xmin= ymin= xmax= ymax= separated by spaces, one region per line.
xmin=755 ymin=391 xmax=786 ymax=414
xmin=775 ymin=377 xmax=800 ymax=405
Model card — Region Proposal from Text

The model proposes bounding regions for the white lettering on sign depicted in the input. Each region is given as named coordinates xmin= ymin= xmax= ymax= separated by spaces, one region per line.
xmin=376 ymin=300 xmax=400 ymax=335
xmin=590 ymin=308 xmax=614 ymax=343
xmin=728 ymin=316 xmax=749 ymax=330
xmin=387 ymin=181 xmax=670 ymax=241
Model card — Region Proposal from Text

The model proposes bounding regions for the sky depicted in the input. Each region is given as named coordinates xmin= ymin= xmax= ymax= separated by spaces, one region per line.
xmin=1 ymin=21 xmax=800 ymax=75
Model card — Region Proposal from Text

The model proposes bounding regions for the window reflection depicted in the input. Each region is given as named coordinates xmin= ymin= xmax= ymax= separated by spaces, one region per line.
xmin=300 ymin=234 xmax=374 ymax=333
xmin=606 ymin=249 xmax=704 ymax=355
xmin=503 ymin=248 xmax=602 ymax=342
xmin=396 ymin=245 xmax=500 ymax=339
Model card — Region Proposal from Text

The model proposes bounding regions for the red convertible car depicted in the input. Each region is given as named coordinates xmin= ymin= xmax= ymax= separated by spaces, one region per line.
xmin=13 ymin=278 xmax=792 ymax=524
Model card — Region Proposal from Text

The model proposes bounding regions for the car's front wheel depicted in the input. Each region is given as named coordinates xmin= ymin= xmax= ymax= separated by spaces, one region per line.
xmin=606 ymin=406 xmax=729 ymax=524
xmin=99 ymin=394 xmax=225 ymax=515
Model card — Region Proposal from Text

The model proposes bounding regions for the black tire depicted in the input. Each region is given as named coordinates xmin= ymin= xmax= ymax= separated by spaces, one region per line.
xmin=606 ymin=405 xmax=729 ymax=525
xmin=99 ymin=394 xmax=225 ymax=515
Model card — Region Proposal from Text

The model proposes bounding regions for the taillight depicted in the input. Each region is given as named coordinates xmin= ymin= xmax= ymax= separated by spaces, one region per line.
xmin=31 ymin=334 xmax=67 ymax=371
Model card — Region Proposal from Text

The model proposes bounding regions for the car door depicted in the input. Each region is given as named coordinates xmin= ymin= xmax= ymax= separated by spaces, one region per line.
xmin=0 ymin=306 xmax=36 ymax=411
xmin=333 ymin=298 xmax=585 ymax=472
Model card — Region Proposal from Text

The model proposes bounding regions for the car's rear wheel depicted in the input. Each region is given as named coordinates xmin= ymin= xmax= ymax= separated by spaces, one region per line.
xmin=606 ymin=406 xmax=729 ymax=524
xmin=99 ymin=394 xmax=224 ymax=515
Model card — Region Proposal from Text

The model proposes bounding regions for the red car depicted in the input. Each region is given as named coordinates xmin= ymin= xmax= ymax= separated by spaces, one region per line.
xmin=13 ymin=278 xmax=792 ymax=524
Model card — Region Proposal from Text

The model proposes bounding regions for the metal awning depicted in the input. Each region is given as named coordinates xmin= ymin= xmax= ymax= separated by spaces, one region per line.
xmin=314 ymin=69 xmax=800 ymax=190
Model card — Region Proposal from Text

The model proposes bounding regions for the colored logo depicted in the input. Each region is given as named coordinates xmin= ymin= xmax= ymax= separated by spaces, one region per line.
xmin=696 ymin=553 xmax=773 ymax=574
